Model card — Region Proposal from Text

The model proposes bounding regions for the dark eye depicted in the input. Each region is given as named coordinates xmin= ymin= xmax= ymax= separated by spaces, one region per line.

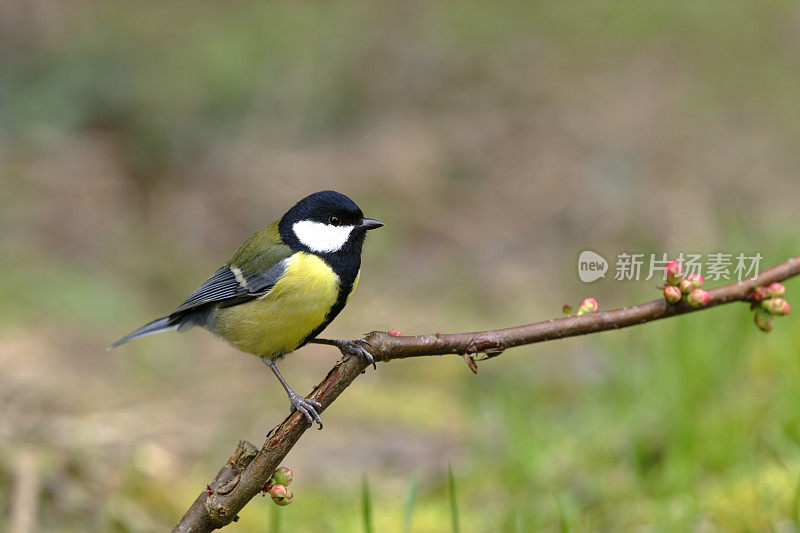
xmin=328 ymin=215 xmax=341 ymax=226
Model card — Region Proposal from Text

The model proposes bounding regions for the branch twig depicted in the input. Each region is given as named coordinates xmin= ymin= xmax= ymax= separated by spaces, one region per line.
xmin=174 ymin=254 xmax=800 ymax=532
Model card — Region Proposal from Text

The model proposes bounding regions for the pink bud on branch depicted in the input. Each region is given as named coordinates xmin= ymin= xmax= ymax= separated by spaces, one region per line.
xmin=752 ymin=286 xmax=770 ymax=302
xmin=269 ymin=467 xmax=293 ymax=488
xmin=664 ymin=260 xmax=683 ymax=286
xmin=269 ymin=485 xmax=293 ymax=506
xmin=687 ymin=289 xmax=710 ymax=308
xmin=686 ymin=272 xmax=704 ymax=289
xmin=663 ymin=285 xmax=682 ymax=303
xmin=762 ymin=298 xmax=791 ymax=316
xmin=678 ymin=279 xmax=694 ymax=295
xmin=767 ymin=282 xmax=786 ymax=298
xmin=576 ymin=297 xmax=599 ymax=316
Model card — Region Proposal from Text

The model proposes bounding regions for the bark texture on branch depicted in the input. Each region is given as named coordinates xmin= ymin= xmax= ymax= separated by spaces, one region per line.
xmin=174 ymin=254 xmax=800 ymax=532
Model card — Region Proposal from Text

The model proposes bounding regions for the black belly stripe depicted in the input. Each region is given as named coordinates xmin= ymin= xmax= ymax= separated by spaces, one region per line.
xmin=298 ymin=277 xmax=355 ymax=348
xmin=298 ymin=248 xmax=361 ymax=348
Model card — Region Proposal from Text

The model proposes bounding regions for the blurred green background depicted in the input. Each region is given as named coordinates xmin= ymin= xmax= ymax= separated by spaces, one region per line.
xmin=2 ymin=1 xmax=800 ymax=531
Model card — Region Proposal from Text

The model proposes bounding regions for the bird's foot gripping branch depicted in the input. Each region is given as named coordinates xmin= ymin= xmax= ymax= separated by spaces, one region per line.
xmin=310 ymin=337 xmax=376 ymax=368
xmin=174 ymin=255 xmax=800 ymax=532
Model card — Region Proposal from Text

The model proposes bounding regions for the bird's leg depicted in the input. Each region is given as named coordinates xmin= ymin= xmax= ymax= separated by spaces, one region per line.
xmin=309 ymin=338 xmax=376 ymax=369
xmin=262 ymin=358 xmax=323 ymax=429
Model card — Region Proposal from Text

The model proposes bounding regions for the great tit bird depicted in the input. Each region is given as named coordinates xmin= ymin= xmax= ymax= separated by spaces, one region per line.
xmin=111 ymin=190 xmax=383 ymax=427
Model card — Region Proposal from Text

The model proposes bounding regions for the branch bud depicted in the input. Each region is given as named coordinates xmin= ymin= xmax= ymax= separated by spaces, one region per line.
xmin=686 ymin=272 xmax=704 ymax=289
xmin=752 ymin=286 xmax=769 ymax=302
xmin=754 ymin=309 xmax=774 ymax=333
xmin=686 ymin=288 xmax=710 ymax=308
xmin=762 ymin=298 xmax=791 ymax=316
xmin=269 ymin=485 xmax=293 ymax=506
xmin=270 ymin=467 xmax=293 ymax=488
xmin=663 ymin=285 xmax=682 ymax=303
xmin=664 ymin=260 xmax=683 ymax=286
xmin=678 ymin=279 xmax=694 ymax=295
xmin=767 ymin=282 xmax=786 ymax=298
xmin=576 ymin=297 xmax=599 ymax=316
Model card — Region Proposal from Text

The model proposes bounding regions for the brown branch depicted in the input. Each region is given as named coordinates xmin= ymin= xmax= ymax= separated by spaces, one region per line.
xmin=174 ymin=441 xmax=259 ymax=532
xmin=174 ymin=254 xmax=800 ymax=532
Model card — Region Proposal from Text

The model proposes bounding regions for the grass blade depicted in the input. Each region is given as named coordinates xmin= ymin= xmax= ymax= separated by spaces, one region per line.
xmin=555 ymin=496 xmax=569 ymax=533
xmin=402 ymin=474 xmax=419 ymax=533
xmin=793 ymin=471 xmax=800 ymax=528
xmin=362 ymin=474 xmax=373 ymax=533
xmin=515 ymin=510 xmax=526 ymax=533
xmin=270 ymin=501 xmax=281 ymax=533
xmin=448 ymin=465 xmax=460 ymax=533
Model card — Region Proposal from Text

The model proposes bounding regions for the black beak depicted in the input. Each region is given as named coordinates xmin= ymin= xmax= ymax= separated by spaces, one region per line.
xmin=359 ymin=218 xmax=384 ymax=230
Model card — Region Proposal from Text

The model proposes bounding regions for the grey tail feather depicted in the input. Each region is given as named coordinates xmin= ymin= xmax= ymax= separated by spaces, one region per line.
xmin=108 ymin=317 xmax=178 ymax=350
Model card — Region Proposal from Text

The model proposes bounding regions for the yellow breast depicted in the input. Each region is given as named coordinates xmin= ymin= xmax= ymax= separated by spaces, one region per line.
xmin=212 ymin=252 xmax=341 ymax=358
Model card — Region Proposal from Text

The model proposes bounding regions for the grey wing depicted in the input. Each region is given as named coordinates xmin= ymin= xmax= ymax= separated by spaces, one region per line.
xmin=170 ymin=259 xmax=288 ymax=315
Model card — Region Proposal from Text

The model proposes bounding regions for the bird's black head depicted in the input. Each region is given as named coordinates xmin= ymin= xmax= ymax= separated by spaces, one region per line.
xmin=278 ymin=191 xmax=383 ymax=257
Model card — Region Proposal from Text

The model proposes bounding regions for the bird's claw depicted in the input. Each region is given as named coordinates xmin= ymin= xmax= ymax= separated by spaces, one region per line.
xmin=336 ymin=340 xmax=376 ymax=369
xmin=288 ymin=392 xmax=323 ymax=429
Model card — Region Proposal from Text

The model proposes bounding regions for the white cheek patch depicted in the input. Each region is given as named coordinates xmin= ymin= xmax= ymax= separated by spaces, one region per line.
xmin=292 ymin=220 xmax=355 ymax=253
